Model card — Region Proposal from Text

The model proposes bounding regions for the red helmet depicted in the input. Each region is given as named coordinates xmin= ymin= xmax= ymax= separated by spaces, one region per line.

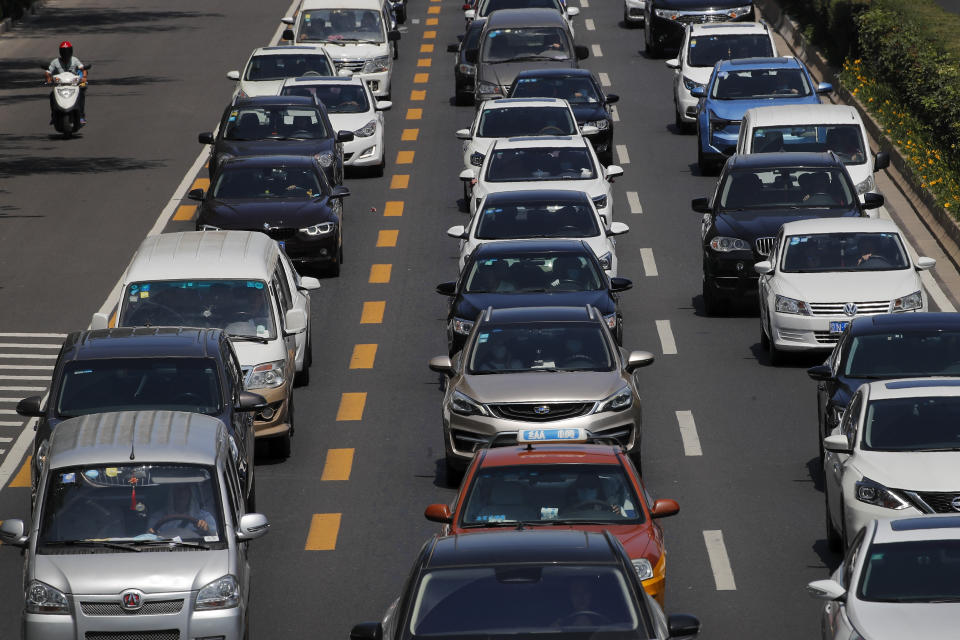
xmin=58 ymin=41 xmax=73 ymax=60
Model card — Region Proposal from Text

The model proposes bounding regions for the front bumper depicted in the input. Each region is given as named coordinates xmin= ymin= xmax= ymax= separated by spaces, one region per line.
xmin=584 ymin=128 xmax=614 ymax=158
xmin=251 ymin=381 xmax=292 ymax=438
xmin=650 ymin=9 xmax=755 ymax=51
xmin=268 ymin=230 xmax=339 ymax=266
xmin=624 ymin=0 xmax=645 ymax=22
xmin=357 ymin=70 xmax=391 ymax=98
xmin=772 ymin=310 xmax=921 ymax=352
xmin=843 ymin=498 xmax=919 ymax=541
xmin=344 ymin=134 xmax=384 ymax=167
xmin=698 ymin=119 xmax=740 ymax=159
xmin=676 ymin=83 xmax=699 ymax=123
xmin=704 ymin=252 xmax=760 ymax=300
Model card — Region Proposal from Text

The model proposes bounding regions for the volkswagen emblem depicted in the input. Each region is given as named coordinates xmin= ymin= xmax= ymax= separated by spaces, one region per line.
xmin=842 ymin=302 xmax=858 ymax=317
xmin=951 ymin=496 xmax=960 ymax=512
xmin=533 ymin=405 xmax=551 ymax=415
xmin=120 ymin=589 xmax=144 ymax=611
xmin=263 ymin=222 xmax=271 ymax=231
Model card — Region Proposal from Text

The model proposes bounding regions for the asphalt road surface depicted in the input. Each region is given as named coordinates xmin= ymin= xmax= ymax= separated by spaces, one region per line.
xmin=0 ymin=0 xmax=934 ymax=636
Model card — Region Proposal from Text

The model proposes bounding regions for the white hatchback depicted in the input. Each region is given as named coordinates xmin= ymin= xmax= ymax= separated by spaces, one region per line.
xmin=460 ymin=136 xmax=622 ymax=223
xmin=228 ymin=45 xmax=339 ymax=99
xmin=447 ymin=189 xmax=629 ymax=275
xmin=756 ymin=217 xmax=934 ymax=363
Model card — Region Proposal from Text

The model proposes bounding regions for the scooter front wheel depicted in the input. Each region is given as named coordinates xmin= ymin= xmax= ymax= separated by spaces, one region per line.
xmin=57 ymin=113 xmax=72 ymax=138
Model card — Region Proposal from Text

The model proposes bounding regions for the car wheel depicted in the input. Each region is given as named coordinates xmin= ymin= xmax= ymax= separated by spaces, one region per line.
xmin=697 ymin=144 xmax=715 ymax=176
xmin=455 ymin=88 xmax=473 ymax=106
xmin=272 ymin=396 xmax=293 ymax=459
xmin=295 ymin=333 xmax=312 ymax=387
xmin=328 ymin=242 xmax=342 ymax=277
xmin=462 ymin=179 xmax=471 ymax=205
xmin=372 ymin=153 xmax=385 ymax=178
xmin=760 ymin=323 xmax=769 ymax=350
xmin=767 ymin=320 xmax=784 ymax=366
xmin=599 ymin=150 xmax=614 ymax=167
xmin=825 ymin=486 xmax=841 ymax=552
xmin=644 ymin=25 xmax=660 ymax=57
xmin=445 ymin=456 xmax=465 ymax=487
xmin=702 ymin=278 xmax=720 ymax=316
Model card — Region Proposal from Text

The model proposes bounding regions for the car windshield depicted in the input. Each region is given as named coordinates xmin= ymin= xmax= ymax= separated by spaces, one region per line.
xmin=718 ymin=168 xmax=854 ymax=210
xmin=751 ymin=124 xmax=867 ymax=165
xmin=487 ymin=147 xmax=596 ymax=182
xmin=475 ymin=199 xmax=599 ymax=239
xmin=298 ymin=9 xmax=385 ymax=43
xmin=461 ymin=464 xmax=642 ymax=525
xmin=408 ymin=565 xmax=639 ymax=636
xmin=213 ymin=165 xmax=323 ymax=199
xmin=511 ymin=76 xmax=601 ymax=105
xmin=480 ymin=0 xmax=561 ymax=15
xmin=477 ymin=107 xmax=578 ymax=138
xmin=245 ymin=54 xmax=333 ymax=80
xmin=223 ymin=106 xmax=328 ymax=141
xmin=711 ymin=68 xmax=811 ymax=99
xmin=464 ymin=255 xmax=604 ymax=294
xmin=481 ymin=27 xmax=573 ymax=63
xmin=37 ymin=464 xmax=226 ymax=550
xmin=57 ymin=359 xmax=221 ymax=418
xmin=283 ymin=83 xmax=370 ymax=113
xmin=118 ymin=280 xmax=277 ymax=339
xmin=859 ymin=540 xmax=960 ymax=602
xmin=469 ymin=323 xmax=614 ymax=373
xmin=844 ymin=331 xmax=960 ymax=378
xmin=862 ymin=396 xmax=960 ymax=451
xmin=780 ymin=232 xmax=909 ymax=272
xmin=687 ymin=34 xmax=773 ymax=67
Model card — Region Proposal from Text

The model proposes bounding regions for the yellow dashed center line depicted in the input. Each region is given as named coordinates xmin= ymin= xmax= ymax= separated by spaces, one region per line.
xmin=9 ymin=457 xmax=31 ymax=488
xmin=336 ymin=392 xmax=367 ymax=420
xmin=376 ymin=230 xmax=399 ymax=247
xmin=349 ymin=344 xmax=378 ymax=369
xmin=406 ymin=108 xmax=423 ymax=120
xmin=173 ymin=205 xmax=197 ymax=221
xmin=390 ymin=174 xmax=410 ymax=189
xmin=320 ymin=449 xmax=355 ymax=481
xmin=369 ymin=264 xmax=393 ymax=282
xmin=305 ymin=513 xmax=341 ymax=550
xmin=414 ymin=73 xmax=429 ymax=84
xmin=417 ymin=58 xmax=433 ymax=67
xmin=396 ymin=151 xmax=415 ymax=164
xmin=384 ymin=200 xmax=404 ymax=216
xmin=360 ymin=300 xmax=387 ymax=323
xmin=410 ymin=89 xmax=426 ymax=101
xmin=426 ymin=17 xmax=438 ymax=25
xmin=427 ymin=5 xmax=441 ymax=12
xmin=420 ymin=43 xmax=434 ymax=53
xmin=401 ymin=128 xmax=419 ymax=141
xmin=191 ymin=177 xmax=210 ymax=191
xmin=423 ymin=30 xmax=437 ymax=38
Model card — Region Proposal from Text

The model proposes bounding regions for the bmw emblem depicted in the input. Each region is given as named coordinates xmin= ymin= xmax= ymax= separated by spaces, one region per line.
xmin=120 ymin=589 xmax=144 ymax=611
xmin=533 ymin=405 xmax=551 ymax=415
xmin=842 ymin=302 xmax=858 ymax=317
xmin=951 ymin=496 xmax=960 ymax=512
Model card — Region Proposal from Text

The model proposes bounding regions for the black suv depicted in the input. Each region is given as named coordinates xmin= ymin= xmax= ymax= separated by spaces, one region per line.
xmin=693 ymin=151 xmax=883 ymax=314
xmin=17 ymin=327 xmax=265 ymax=506
xmin=644 ymin=0 xmax=754 ymax=57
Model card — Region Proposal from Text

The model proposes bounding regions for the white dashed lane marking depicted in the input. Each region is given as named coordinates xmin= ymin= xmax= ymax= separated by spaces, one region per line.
xmin=615 ymin=144 xmax=630 ymax=164
xmin=655 ymin=320 xmax=677 ymax=355
xmin=703 ymin=530 xmax=737 ymax=590
xmin=591 ymin=44 xmax=602 ymax=57
xmin=610 ymin=105 xmax=619 ymax=122
xmin=598 ymin=72 xmax=610 ymax=87
xmin=675 ymin=410 xmax=702 ymax=456
xmin=626 ymin=191 xmax=642 ymax=214
xmin=585 ymin=18 xmax=595 ymax=30
xmin=580 ymin=0 xmax=589 ymax=7
xmin=639 ymin=248 xmax=658 ymax=276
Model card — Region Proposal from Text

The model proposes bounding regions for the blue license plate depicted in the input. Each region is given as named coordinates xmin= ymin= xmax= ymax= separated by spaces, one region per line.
xmin=277 ymin=240 xmax=286 ymax=250
xmin=829 ymin=321 xmax=849 ymax=334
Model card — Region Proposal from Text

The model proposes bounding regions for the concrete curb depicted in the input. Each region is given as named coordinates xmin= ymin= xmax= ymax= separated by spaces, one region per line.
xmin=0 ymin=0 xmax=46 ymax=36
xmin=756 ymin=0 xmax=960 ymax=273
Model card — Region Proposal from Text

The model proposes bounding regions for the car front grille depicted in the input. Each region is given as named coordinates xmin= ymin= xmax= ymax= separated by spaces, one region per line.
xmin=85 ymin=632 xmax=179 ymax=640
xmin=334 ymin=58 xmax=366 ymax=73
xmin=755 ymin=237 xmax=775 ymax=256
xmin=807 ymin=301 xmax=891 ymax=316
xmin=907 ymin=491 xmax=960 ymax=514
xmin=488 ymin=402 xmax=594 ymax=422
xmin=81 ymin=600 xmax=183 ymax=616
xmin=254 ymin=227 xmax=296 ymax=241
xmin=676 ymin=13 xmax=728 ymax=24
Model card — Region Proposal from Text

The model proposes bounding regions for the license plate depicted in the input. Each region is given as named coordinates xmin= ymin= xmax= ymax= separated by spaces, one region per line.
xmin=277 ymin=240 xmax=286 ymax=250
xmin=829 ymin=321 xmax=849 ymax=334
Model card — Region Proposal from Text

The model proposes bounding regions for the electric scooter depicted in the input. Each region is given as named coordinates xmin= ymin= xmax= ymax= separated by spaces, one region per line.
xmin=45 ymin=62 xmax=91 ymax=137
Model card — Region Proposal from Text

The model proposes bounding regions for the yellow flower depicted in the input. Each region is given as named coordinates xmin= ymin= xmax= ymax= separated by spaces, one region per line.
xmin=946 ymin=202 xmax=951 ymax=208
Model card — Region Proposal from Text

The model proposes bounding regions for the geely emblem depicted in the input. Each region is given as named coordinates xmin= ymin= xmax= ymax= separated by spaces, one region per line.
xmin=533 ymin=405 xmax=551 ymax=415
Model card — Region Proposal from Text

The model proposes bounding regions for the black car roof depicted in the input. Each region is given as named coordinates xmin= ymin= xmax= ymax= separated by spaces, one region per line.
xmin=485 ymin=306 xmax=595 ymax=324
xmin=473 ymin=238 xmax=591 ymax=256
xmin=221 ymin=155 xmax=321 ymax=168
xmin=233 ymin=96 xmax=319 ymax=108
xmin=60 ymin=327 xmax=224 ymax=361
xmin=850 ymin=312 xmax=960 ymax=335
xmin=486 ymin=8 xmax=568 ymax=27
xmin=727 ymin=151 xmax=844 ymax=170
xmin=514 ymin=68 xmax=593 ymax=79
xmin=483 ymin=190 xmax=591 ymax=205
xmin=427 ymin=530 xmax=619 ymax=568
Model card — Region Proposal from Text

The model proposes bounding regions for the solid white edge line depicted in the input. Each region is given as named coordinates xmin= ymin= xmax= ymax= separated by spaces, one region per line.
xmin=655 ymin=320 xmax=677 ymax=355
xmin=598 ymin=72 xmax=610 ymax=87
xmin=626 ymin=191 xmax=642 ymax=214
xmin=0 ymin=343 xmax=61 ymax=349
xmin=0 ymin=354 xmax=57 ymax=359
xmin=591 ymin=44 xmax=602 ymax=57
xmin=703 ymin=530 xmax=737 ymax=590
xmin=0 ymin=387 xmax=45 ymax=392
xmin=0 ymin=365 xmax=54 ymax=370
xmin=615 ymin=144 xmax=630 ymax=164
xmin=0 ymin=417 xmax=34 ymax=489
xmin=0 ymin=376 xmax=49 ymax=381
xmin=0 ymin=333 xmax=67 ymax=338
xmin=639 ymin=248 xmax=658 ymax=277
xmin=675 ymin=410 xmax=702 ymax=456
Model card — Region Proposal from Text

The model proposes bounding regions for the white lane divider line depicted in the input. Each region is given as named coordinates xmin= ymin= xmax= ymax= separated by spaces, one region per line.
xmin=0 ymin=423 xmax=21 ymax=428
xmin=0 ymin=375 xmax=49 ymax=381
xmin=0 ymin=387 xmax=44 ymax=392
xmin=0 ymin=409 xmax=18 ymax=414
xmin=675 ymin=410 xmax=702 ymax=456
xmin=580 ymin=0 xmax=589 ymax=7
xmin=0 ymin=417 xmax=35 ymax=489
xmin=703 ymin=530 xmax=737 ymax=590
xmin=591 ymin=44 xmax=603 ymax=57
xmin=640 ymin=248 xmax=658 ymax=276
xmin=611 ymin=105 xmax=620 ymax=122
xmin=598 ymin=72 xmax=610 ymax=87
xmin=0 ymin=364 xmax=54 ymax=370
xmin=615 ymin=144 xmax=630 ymax=164
xmin=0 ymin=343 xmax=60 ymax=349
xmin=411 ymin=17 xmax=420 ymax=23
xmin=0 ymin=437 xmax=11 ymax=443
xmin=626 ymin=191 xmax=642 ymax=214
xmin=0 ymin=354 xmax=57 ymax=360
xmin=585 ymin=18 xmax=595 ymax=30
xmin=655 ymin=320 xmax=677 ymax=355
xmin=0 ymin=333 xmax=67 ymax=338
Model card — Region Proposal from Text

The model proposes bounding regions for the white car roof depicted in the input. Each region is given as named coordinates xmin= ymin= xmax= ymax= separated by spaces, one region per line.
xmin=779 ymin=217 xmax=900 ymax=236
xmin=481 ymin=98 xmax=571 ymax=110
xmin=125 ymin=231 xmax=279 ymax=284
xmin=282 ymin=75 xmax=365 ymax=87
xmin=873 ymin=514 xmax=960 ymax=544
xmin=251 ymin=45 xmax=330 ymax=57
xmin=744 ymin=104 xmax=861 ymax=127
xmin=300 ymin=0 xmax=382 ymax=11
xmin=493 ymin=135 xmax=587 ymax=150
xmin=862 ymin=377 xmax=960 ymax=402
xmin=688 ymin=21 xmax=770 ymax=37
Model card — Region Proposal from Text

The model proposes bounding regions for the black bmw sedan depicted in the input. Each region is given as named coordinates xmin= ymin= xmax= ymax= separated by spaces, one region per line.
xmin=191 ymin=155 xmax=350 ymax=276
xmin=198 ymin=95 xmax=354 ymax=185
xmin=436 ymin=239 xmax=632 ymax=355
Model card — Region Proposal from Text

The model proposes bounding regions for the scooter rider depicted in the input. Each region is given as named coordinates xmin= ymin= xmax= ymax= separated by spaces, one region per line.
xmin=45 ymin=40 xmax=87 ymax=124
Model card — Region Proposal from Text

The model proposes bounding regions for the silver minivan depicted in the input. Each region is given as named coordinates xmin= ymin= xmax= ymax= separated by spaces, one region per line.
xmin=0 ymin=410 xmax=270 ymax=640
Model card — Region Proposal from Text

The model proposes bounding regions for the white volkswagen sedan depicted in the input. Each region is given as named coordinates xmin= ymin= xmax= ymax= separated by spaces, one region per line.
xmin=228 ymin=45 xmax=339 ymax=99
xmin=756 ymin=218 xmax=934 ymax=364
xmin=807 ymin=514 xmax=960 ymax=640
xmin=447 ymin=189 xmax=629 ymax=275
xmin=823 ymin=378 xmax=960 ymax=551
xmin=460 ymin=136 xmax=622 ymax=222
xmin=281 ymin=75 xmax=391 ymax=175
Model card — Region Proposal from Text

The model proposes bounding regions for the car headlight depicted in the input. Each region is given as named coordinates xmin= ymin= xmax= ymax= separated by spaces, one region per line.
xmin=602 ymin=313 xmax=617 ymax=330
xmin=597 ymin=252 xmax=612 ymax=270
xmin=476 ymin=81 xmax=502 ymax=96
xmin=458 ymin=63 xmax=476 ymax=76
xmin=709 ymin=111 xmax=739 ymax=132
xmin=34 ymin=439 xmax=49 ymax=473
xmin=470 ymin=151 xmax=485 ymax=167
xmin=597 ymin=385 xmax=632 ymax=412
xmin=891 ymin=290 xmax=922 ymax=312
xmin=854 ymin=174 xmax=876 ymax=195
xmin=363 ymin=55 xmax=390 ymax=73
xmin=314 ymin=151 xmax=334 ymax=168
xmin=654 ymin=8 xmax=680 ymax=19
xmin=452 ymin=317 xmax=474 ymax=335
xmin=199 ymin=224 xmax=220 ymax=231
xmin=682 ymin=76 xmax=703 ymax=92
xmin=354 ymin=119 xmax=377 ymax=137
xmin=708 ymin=236 xmax=750 ymax=252
xmin=246 ymin=360 xmax=286 ymax=390
xmin=582 ymin=119 xmax=609 ymax=131
xmin=450 ymin=390 xmax=488 ymax=416
xmin=775 ymin=295 xmax=811 ymax=315
xmin=236 ymin=88 xmax=249 ymax=99
xmin=727 ymin=4 xmax=752 ymax=18
xmin=56 ymin=87 xmax=74 ymax=98
xmin=25 ymin=581 xmax=69 ymax=614
xmin=592 ymin=194 xmax=608 ymax=210
xmin=195 ymin=575 xmax=240 ymax=610
xmin=300 ymin=221 xmax=336 ymax=236
xmin=216 ymin=152 xmax=234 ymax=167
xmin=631 ymin=558 xmax=653 ymax=581
xmin=855 ymin=477 xmax=910 ymax=510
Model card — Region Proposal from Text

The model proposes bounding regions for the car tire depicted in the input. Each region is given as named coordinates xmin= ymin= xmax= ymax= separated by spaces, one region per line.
xmin=462 ymin=180 xmax=471 ymax=206
xmin=273 ymin=397 xmax=293 ymax=459
xmin=328 ymin=242 xmax=342 ymax=277
xmin=760 ymin=323 xmax=770 ymax=350
xmin=697 ymin=144 xmax=716 ymax=176
xmin=372 ymin=154 xmax=385 ymax=178
xmin=599 ymin=150 xmax=614 ymax=167
xmin=702 ymin=279 xmax=720 ymax=316
xmin=295 ymin=333 xmax=312 ymax=387
xmin=767 ymin=320 xmax=784 ymax=366
xmin=644 ymin=24 xmax=661 ymax=57
xmin=445 ymin=456 xmax=464 ymax=487
xmin=455 ymin=89 xmax=473 ymax=106
xmin=825 ymin=487 xmax=841 ymax=552
xmin=629 ymin=450 xmax=642 ymax=476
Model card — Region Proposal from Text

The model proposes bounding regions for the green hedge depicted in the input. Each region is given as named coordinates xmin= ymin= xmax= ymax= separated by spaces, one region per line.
xmin=780 ymin=0 xmax=870 ymax=65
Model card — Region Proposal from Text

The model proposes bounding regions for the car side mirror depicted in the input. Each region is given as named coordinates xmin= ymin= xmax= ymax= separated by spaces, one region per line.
xmin=823 ymin=434 xmax=852 ymax=454
xmin=625 ymin=350 xmax=654 ymax=371
xmin=235 ymin=391 xmax=268 ymax=412
xmin=566 ymin=6 xmax=580 ymax=17
xmin=282 ymin=28 xmax=295 ymax=41
xmin=91 ymin=312 xmax=110 ymax=330
xmin=605 ymin=165 xmax=624 ymax=180
xmin=459 ymin=168 xmax=476 ymax=181
xmin=806 ymin=364 xmax=832 ymax=382
xmin=375 ymin=100 xmax=392 ymax=111
xmin=456 ymin=128 xmax=472 ymax=140
xmin=337 ymin=69 xmax=354 ymax=77
xmin=689 ymin=85 xmax=705 ymax=98
xmin=447 ymin=43 xmax=460 ymax=52
xmin=337 ymin=130 xmax=355 ymax=143
xmin=298 ymin=276 xmax=322 ymax=291
xmin=388 ymin=29 xmax=401 ymax=41
xmin=753 ymin=261 xmax=773 ymax=275
xmin=816 ymin=82 xmax=833 ymax=95
xmin=650 ymin=498 xmax=679 ymax=518
xmin=331 ymin=185 xmax=351 ymax=199
xmin=581 ymin=125 xmax=599 ymax=136
xmin=350 ymin=623 xmax=383 ymax=640
xmin=665 ymin=58 xmax=680 ymax=69
xmin=188 ymin=188 xmax=205 ymax=201
xmin=16 ymin=396 xmax=43 ymax=418
xmin=691 ymin=197 xmax=711 ymax=213
xmin=236 ymin=513 xmax=270 ymax=541
xmin=806 ymin=579 xmax=846 ymax=601
xmin=465 ymin=49 xmax=478 ymax=64
xmin=281 ymin=16 xmax=295 ymax=25
xmin=606 ymin=222 xmax=629 ymax=237
xmin=873 ymin=151 xmax=890 ymax=172
xmin=610 ymin=277 xmax=632 ymax=293
xmin=428 ymin=355 xmax=455 ymax=375
xmin=447 ymin=225 xmax=467 ymax=239
xmin=284 ymin=308 xmax=308 ymax=334
xmin=464 ymin=9 xmax=476 ymax=19
xmin=226 ymin=70 xmax=241 ymax=81
xmin=666 ymin=614 xmax=700 ymax=639
xmin=916 ymin=256 xmax=936 ymax=271
xmin=0 ymin=519 xmax=28 ymax=547
xmin=862 ymin=192 xmax=884 ymax=209
xmin=575 ymin=45 xmax=589 ymax=60
xmin=605 ymin=93 xmax=619 ymax=104
xmin=436 ymin=282 xmax=457 ymax=296
xmin=198 ymin=132 xmax=214 ymax=145
xmin=424 ymin=503 xmax=453 ymax=523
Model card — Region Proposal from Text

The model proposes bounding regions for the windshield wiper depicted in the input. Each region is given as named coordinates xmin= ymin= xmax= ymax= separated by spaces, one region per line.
xmin=42 ymin=540 xmax=142 ymax=552
xmin=461 ymin=521 xmax=520 ymax=528
xmin=229 ymin=334 xmax=270 ymax=344
xmin=133 ymin=538 xmax=211 ymax=550
xmin=505 ymin=55 xmax=569 ymax=62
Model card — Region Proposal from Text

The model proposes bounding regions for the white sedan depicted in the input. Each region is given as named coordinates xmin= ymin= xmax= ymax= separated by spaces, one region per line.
xmin=460 ymin=136 xmax=622 ymax=223
xmin=756 ymin=217 xmax=934 ymax=365
xmin=281 ymin=75 xmax=392 ymax=175
xmin=447 ymin=189 xmax=629 ymax=275
xmin=228 ymin=45 xmax=340 ymax=99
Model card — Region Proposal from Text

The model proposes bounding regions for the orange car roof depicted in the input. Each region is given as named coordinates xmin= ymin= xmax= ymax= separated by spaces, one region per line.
xmin=479 ymin=443 xmax=625 ymax=467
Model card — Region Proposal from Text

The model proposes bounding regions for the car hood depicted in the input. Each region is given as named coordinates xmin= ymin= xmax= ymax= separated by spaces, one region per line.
xmin=853 ymin=451 xmax=960 ymax=491
xmin=200 ymin=199 xmax=334 ymax=228
xmin=775 ymin=270 xmax=920 ymax=304
xmin=327 ymin=42 xmax=389 ymax=60
xmin=485 ymin=179 xmax=603 ymax=198
xmin=657 ymin=0 xmax=749 ymax=8
xmin=684 ymin=66 xmax=713 ymax=84
xmin=328 ymin=112 xmax=375 ymax=133
xmin=230 ymin=337 xmax=286 ymax=367
xmin=455 ymin=524 xmax=658 ymax=560
xmin=238 ymin=79 xmax=287 ymax=98
xmin=850 ymin=601 xmax=960 ymax=639
xmin=715 ymin=208 xmax=859 ymax=241
xmin=480 ymin=60 xmax=578 ymax=90
xmin=455 ymin=290 xmax=614 ymax=320
xmin=571 ymin=104 xmax=608 ymax=124
xmin=34 ymin=549 xmax=229 ymax=595
xmin=219 ymin=138 xmax=334 ymax=158
xmin=461 ymin=370 xmax=624 ymax=403
xmin=705 ymin=96 xmax=820 ymax=122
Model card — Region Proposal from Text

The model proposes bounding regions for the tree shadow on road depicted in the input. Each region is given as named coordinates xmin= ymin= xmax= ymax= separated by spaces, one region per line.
xmin=0 ymin=156 xmax=165 ymax=178
xmin=16 ymin=8 xmax=225 ymax=36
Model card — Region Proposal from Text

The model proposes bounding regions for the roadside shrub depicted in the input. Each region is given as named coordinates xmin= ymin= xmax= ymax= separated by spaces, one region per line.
xmin=779 ymin=0 xmax=870 ymax=65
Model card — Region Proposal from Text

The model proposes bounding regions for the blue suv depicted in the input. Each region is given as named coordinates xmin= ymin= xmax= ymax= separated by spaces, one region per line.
xmin=693 ymin=57 xmax=831 ymax=174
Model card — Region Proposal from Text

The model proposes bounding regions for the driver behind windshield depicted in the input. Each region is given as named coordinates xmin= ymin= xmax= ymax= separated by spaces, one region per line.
xmin=148 ymin=483 xmax=217 ymax=537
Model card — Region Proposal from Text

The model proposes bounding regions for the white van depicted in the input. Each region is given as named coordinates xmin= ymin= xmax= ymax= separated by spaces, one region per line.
xmin=282 ymin=0 xmax=401 ymax=99
xmin=91 ymin=231 xmax=320 ymax=457
xmin=736 ymin=104 xmax=890 ymax=199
